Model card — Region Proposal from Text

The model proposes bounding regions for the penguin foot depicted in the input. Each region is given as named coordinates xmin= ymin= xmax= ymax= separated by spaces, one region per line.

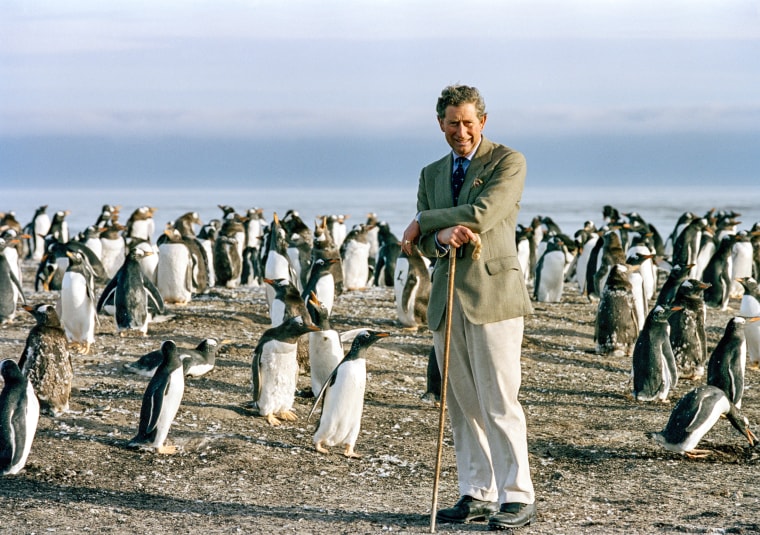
xmin=157 ymin=444 xmax=178 ymax=455
xmin=315 ymin=441 xmax=329 ymax=454
xmin=265 ymin=413 xmax=282 ymax=426
xmin=685 ymin=448 xmax=712 ymax=459
xmin=343 ymin=444 xmax=361 ymax=459
xmin=278 ymin=410 xmax=297 ymax=422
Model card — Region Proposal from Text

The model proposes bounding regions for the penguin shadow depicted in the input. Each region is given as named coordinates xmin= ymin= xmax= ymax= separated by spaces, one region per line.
xmin=0 ymin=476 xmax=430 ymax=528
xmin=531 ymin=437 xmax=656 ymax=463
xmin=521 ymin=343 xmax=630 ymax=376
xmin=522 ymin=386 xmax=630 ymax=407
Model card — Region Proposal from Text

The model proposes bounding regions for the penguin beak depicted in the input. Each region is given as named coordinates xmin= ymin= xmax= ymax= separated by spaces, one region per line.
xmin=747 ymin=317 xmax=760 ymax=324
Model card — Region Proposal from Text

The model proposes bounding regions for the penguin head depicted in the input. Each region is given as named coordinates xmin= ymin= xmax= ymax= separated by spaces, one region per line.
xmin=736 ymin=277 xmax=758 ymax=296
xmin=23 ymin=303 xmax=62 ymax=328
xmin=347 ymin=330 xmax=390 ymax=359
xmin=0 ymin=359 xmax=24 ymax=384
xmin=725 ymin=404 xmax=758 ymax=448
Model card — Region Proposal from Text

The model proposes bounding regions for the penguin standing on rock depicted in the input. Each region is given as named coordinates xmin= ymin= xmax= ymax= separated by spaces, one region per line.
xmin=707 ymin=317 xmax=756 ymax=408
xmin=737 ymin=276 xmax=760 ymax=368
xmin=18 ymin=304 xmax=72 ymax=416
xmin=97 ymin=246 xmax=165 ymax=337
xmin=128 ymin=340 xmax=185 ymax=454
xmin=632 ymin=305 xmax=680 ymax=402
xmin=594 ymin=264 xmax=638 ymax=356
xmin=0 ymin=359 xmax=40 ymax=475
xmin=668 ymin=279 xmax=710 ymax=380
xmin=650 ymin=385 xmax=757 ymax=458
xmin=252 ymin=316 xmax=319 ymax=426
xmin=309 ymin=329 xmax=389 ymax=458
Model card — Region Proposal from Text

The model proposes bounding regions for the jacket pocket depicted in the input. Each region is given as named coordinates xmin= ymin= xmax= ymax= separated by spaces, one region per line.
xmin=485 ymin=255 xmax=520 ymax=276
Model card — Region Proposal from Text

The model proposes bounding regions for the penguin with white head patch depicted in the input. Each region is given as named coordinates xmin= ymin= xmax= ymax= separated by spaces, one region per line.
xmin=668 ymin=279 xmax=710 ymax=380
xmin=97 ymin=246 xmax=165 ymax=337
xmin=18 ymin=304 xmax=72 ymax=416
xmin=707 ymin=317 xmax=756 ymax=408
xmin=59 ymin=250 xmax=98 ymax=355
xmin=650 ymin=385 xmax=756 ymax=458
xmin=128 ymin=340 xmax=185 ymax=454
xmin=251 ymin=316 xmax=319 ymax=426
xmin=737 ymin=276 xmax=760 ymax=368
xmin=124 ymin=338 xmax=222 ymax=378
xmin=534 ymin=235 xmax=567 ymax=303
xmin=309 ymin=329 xmax=389 ymax=458
xmin=631 ymin=305 xmax=680 ymax=402
xmin=0 ymin=359 xmax=40 ymax=475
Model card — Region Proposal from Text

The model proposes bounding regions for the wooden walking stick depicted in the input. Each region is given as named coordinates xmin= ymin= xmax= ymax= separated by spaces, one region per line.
xmin=429 ymin=235 xmax=480 ymax=534
xmin=429 ymin=249 xmax=456 ymax=533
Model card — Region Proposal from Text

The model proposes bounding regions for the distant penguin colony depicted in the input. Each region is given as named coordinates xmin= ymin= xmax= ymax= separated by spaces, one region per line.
xmin=2 ymin=198 xmax=759 ymax=484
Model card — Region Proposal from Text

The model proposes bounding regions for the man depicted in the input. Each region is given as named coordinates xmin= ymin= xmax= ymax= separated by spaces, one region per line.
xmin=401 ymin=84 xmax=535 ymax=530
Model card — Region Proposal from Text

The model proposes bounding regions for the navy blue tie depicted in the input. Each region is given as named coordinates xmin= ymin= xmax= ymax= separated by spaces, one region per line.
xmin=451 ymin=157 xmax=466 ymax=205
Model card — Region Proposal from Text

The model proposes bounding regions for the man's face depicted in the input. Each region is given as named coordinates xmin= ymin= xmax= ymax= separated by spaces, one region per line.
xmin=438 ymin=103 xmax=487 ymax=157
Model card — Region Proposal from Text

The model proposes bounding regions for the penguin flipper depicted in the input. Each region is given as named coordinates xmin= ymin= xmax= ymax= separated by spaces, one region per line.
xmin=141 ymin=376 xmax=170 ymax=436
xmin=144 ymin=278 xmax=165 ymax=315
xmin=97 ymin=276 xmax=118 ymax=313
xmin=251 ymin=345 xmax=263 ymax=403
xmin=9 ymin=270 xmax=26 ymax=305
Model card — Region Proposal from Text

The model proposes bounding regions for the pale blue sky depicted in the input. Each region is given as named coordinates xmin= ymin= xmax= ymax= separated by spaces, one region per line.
xmin=2 ymin=0 xmax=759 ymax=186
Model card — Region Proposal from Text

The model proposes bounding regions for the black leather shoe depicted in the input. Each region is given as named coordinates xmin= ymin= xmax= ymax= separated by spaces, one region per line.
xmin=488 ymin=502 xmax=536 ymax=530
xmin=436 ymin=495 xmax=499 ymax=524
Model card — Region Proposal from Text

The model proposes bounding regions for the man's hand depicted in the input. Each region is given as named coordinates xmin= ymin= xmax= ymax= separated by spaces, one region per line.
xmin=436 ymin=225 xmax=478 ymax=249
xmin=401 ymin=219 xmax=421 ymax=255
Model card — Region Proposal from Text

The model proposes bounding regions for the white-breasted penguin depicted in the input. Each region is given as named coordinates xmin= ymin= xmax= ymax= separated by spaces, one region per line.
xmin=631 ymin=305 xmax=680 ymax=402
xmin=124 ymin=338 xmax=222 ymax=378
xmin=302 ymin=258 xmax=340 ymax=318
xmin=97 ymin=246 xmax=165 ymax=337
xmin=372 ymin=221 xmax=401 ymax=287
xmin=533 ymin=235 xmax=567 ymax=303
xmin=59 ymin=250 xmax=98 ymax=355
xmin=157 ymin=226 xmax=194 ymax=305
xmin=309 ymin=329 xmax=389 ymax=458
xmin=594 ymin=264 xmax=638 ymax=356
xmin=0 ymin=359 xmax=40 ymax=475
xmin=128 ymin=340 xmax=185 ymax=454
xmin=393 ymin=246 xmax=431 ymax=329
xmin=306 ymin=293 xmax=343 ymax=398
xmin=341 ymin=224 xmax=371 ymax=291
xmin=99 ymin=222 xmax=127 ymax=279
xmin=650 ymin=385 xmax=756 ymax=458
xmin=702 ymin=235 xmax=735 ymax=311
xmin=264 ymin=212 xmax=299 ymax=309
xmin=0 ymin=237 xmax=26 ymax=324
xmin=251 ymin=316 xmax=319 ymax=426
xmin=729 ymin=231 xmax=753 ymax=299
xmin=668 ymin=279 xmax=710 ymax=380
xmin=737 ymin=276 xmax=760 ymax=368
xmin=18 ymin=304 xmax=73 ymax=416
xmin=24 ymin=205 xmax=51 ymax=262
xmin=707 ymin=317 xmax=755 ymax=408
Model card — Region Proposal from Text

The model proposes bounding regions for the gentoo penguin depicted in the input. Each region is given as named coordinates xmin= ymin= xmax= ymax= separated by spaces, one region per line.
xmin=671 ymin=217 xmax=707 ymax=278
xmin=373 ymin=221 xmax=401 ymax=287
xmin=592 ymin=230 xmax=627 ymax=298
xmin=707 ymin=317 xmax=755 ymax=408
xmin=625 ymin=252 xmax=651 ymax=332
xmin=594 ymin=264 xmax=638 ymax=356
xmin=128 ymin=340 xmax=185 ymax=454
xmin=665 ymin=211 xmax=697 ymax=260
xmin=99 ymin=222 xmax=127 ymax=279
xmin=196 ymin=220 xmax=219 ymax=288
xmin=650 ymin=385 xmax=756 ymax=458
xmin=24 ymin=205 xmax=51 ymax=261
xmin=0 ymin=237 xmax=26 ymax=324
xmin=281 ymin=210 xmax=314 ymax=289
xmin=125 ymin=206 xmax=156 ymax=242
xmin=80 ymin=225 xmax=104 ymax=261
xmin=326 ymin=214 xmax=349 ymax=250
xmin=264 ymin=277 xmax=309 ymax=328
xmin=129 ymin=238 xmax=159 ymax=285
xmin=251 ymin=316 xmax=319 ymax=426
xmin=730 ymin=231 xmax=753 ymax=299
xmin=93 ymin=204 xmax=120 ymax=229
xmin=631 ymin=305 xmax=680 ymax=402
xmin=241 ymin=208 xmax=266 ymax=286
xmin=393 ymin=246 xmax=431 ymax=329
xmin=171 ymin=211 xmax=209 ymax=295
xmin=341 ymin=224 xmax=371 ymax=291
xmin=738 ymin=277 xmax=760 ymax=368
xmin=626 ymin=233 xmax=658 ymax=302
xmin=533 ymin=235 xmax=567 ymax=303
xmin=309 ymin=329 xmax=389 ymax=458
xmin=0 ymin=359 xmax=40 ymax=475
xmin=668 ymin=279 xmax=710 ymax=380
xmin=157 ymin=226 xmax=194 ymax=305
xmin=96 ymin=246 xmax=165 ymax=337
xmin=302 ymin=258 xmax=340 ymax=318
xmin=124 ymin=338 xmax=222 ymax=378
xmin=655 ymin=263 xmax=693 ymax=308
xmin=263 ymin=213 xmax=299 ymax=309
xmin=213 ymin=234 xmax=242 ymax=288
xmin=59 ymin=250 xmax=98 ymax=355
xmin=702 ymin=235 xmax=736 ymax=311
xmin=365 ymin=213 xmax=380 ymax=277
xmin=516 ymin=224 xmax=536 ymax=286
xmin=18 ymin=304 xmax=73 ymax=416
xmin=306 ymin=293 xmax=343 ymax=397
xmin=45 ymin=210 xmax=70 ymax=244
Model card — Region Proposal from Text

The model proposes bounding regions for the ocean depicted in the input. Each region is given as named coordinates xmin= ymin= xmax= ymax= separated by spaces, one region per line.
xmin=5 ymin=185 xmax=760 ymax=243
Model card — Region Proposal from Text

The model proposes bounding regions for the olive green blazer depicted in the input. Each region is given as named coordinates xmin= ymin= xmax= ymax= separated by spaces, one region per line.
xmin=416 ymin=137 xmax=532 ymax=331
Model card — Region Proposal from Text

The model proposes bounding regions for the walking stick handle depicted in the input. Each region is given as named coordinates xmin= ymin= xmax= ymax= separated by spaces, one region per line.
xmin=430 ymin=251 xmax=457 ymax=533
